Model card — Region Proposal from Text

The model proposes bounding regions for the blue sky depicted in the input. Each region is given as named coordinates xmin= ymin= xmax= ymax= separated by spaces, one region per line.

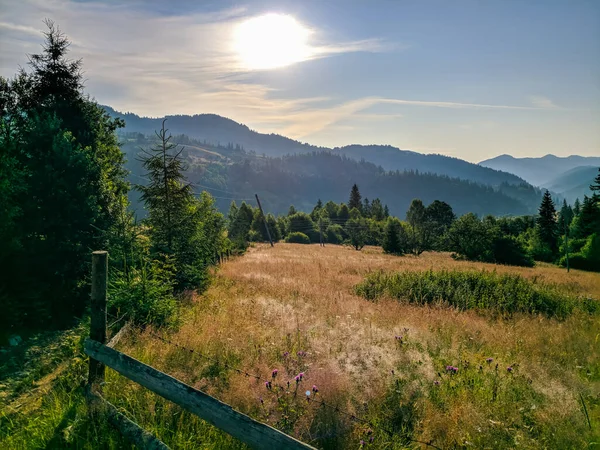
xmin=1 ymin=0 xmax=599 ymax=161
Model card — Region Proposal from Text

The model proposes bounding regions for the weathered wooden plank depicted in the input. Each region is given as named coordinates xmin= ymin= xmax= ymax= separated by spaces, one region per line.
xmin=87 ymin=390 xmax=170 ymax=450
xmin=89 ymin=251 xmax=108 ymax=388
xmin=107 ymin=322 xmax=131 ymax=349
xmin=84 ymin=339 xmax=315 ymax=450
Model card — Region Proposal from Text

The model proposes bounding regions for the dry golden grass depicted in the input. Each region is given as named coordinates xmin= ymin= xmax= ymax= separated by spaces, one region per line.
xmin=116 ymin=244 xmax=600 ymax=448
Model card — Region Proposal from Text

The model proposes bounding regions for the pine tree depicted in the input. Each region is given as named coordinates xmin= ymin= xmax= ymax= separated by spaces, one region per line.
xmin=383 ymin=205 xmax=390 ymax=218
xmin=138 ymin=120 xmax=193 ymax=254
xmin=348 ymin=184 xmax=362 ymax=211
xmin=288 ymin=205 xmax=297 ymax=216
xmin=591 ymin=167 xmax=600 ymax=203
xmin=362 ymin=198 xmax=371 ymax=217
xmin=1 ymin=21 xmax=128 ymax=325
xmin=558 ymin=199 xmax=574 ymax=232
xmin=382 ymin=217 xmax=403 ymax=254
xmin=536 ymin=190 xmax=558 ymax=254
xmin=572 ymin=195 xmax=600 ymax=239
xmin=574 ymin=198 xmax=581 ymax=215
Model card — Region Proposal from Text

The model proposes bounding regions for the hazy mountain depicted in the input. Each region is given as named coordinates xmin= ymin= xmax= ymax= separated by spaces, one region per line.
xmin=337 ymin=145 xmax=526 ymax=186
xmin=104 ymin=106 xmax=529 ymax=188
xmin=542 ymin=166 xmax=597 ymax=203
xmin=479 ymin=154 xmax=600 ymax=187
xmin=120 ymin=133 xmax=542 ymax=218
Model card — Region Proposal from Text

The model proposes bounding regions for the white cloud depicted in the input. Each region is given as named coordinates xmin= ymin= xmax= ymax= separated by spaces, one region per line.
xmin=0 ymin=0 xmax=561 ymax=142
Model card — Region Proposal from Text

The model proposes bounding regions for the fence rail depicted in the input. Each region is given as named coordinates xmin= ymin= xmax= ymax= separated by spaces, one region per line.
xmin=85 ymin=250 xmax=315 ymax=450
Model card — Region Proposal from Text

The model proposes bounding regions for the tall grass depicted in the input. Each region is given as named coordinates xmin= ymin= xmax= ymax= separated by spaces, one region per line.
xmin=355 ymin=269 xmax=598 ymax=318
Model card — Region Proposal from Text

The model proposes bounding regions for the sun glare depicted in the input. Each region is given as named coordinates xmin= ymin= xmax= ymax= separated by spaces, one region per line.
xmin=234 ymin=14 xmax=313 ymax=70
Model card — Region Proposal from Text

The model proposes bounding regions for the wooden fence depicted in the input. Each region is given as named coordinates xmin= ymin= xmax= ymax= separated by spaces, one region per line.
xmin=85 ymin=250 xmax=315 ymax=450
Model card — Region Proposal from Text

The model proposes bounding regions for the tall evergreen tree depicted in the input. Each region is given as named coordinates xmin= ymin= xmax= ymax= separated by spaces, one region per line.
xmin=138 ymin=120 xmax=192 ymax=254
xmin=362 ymin=198 xmax=371 ymax=218
xmin=558 ymin=199 xmax=574 ymax=233
xmin=573 ymin=198 xmax=581 ymax=216
xmin=370 ymin=198 xmax=385 ymax=221
xmin=536 ymin=190 xmax=558 ymax=255
xmin=348 ymin=184 xmax=362 ymax=211
xmin=0 ymin=21 xmax=128 ymax=326
xmin=591 ymin=167 xmax=600 ymax=203
xmin=572 ymin=195 xmax=600 ymax=239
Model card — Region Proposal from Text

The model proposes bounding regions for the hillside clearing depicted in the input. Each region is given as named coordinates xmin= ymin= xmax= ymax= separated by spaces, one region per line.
xmin=3 ymin=244 xmax=599 ymax=449
xmin=113 ymin=244 xmax=600 ymax=448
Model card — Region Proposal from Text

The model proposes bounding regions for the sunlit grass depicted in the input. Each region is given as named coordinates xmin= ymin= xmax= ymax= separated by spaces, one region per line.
xmin=2 ymin=244 xmax=599 ymax=448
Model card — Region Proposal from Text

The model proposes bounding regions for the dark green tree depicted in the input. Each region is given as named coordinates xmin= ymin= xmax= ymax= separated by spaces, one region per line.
xmin=288 ymin=205 xmax=297 ymax=216
xmin=406 ymin=199 xmax=430 ymax=255
xmin=338 ymin=203 xmax=350 ymax=224
xmin=573 ymin=198 xmax=581 ymax=216
xmin=383 ymin=205 xmax=390 ymax=218
xmin=348 ymin=184 xmax=362 ymax=211
xmin=345 ymin=217 xmax=368 ymax=250
xmin=591 ymin=167 xmax=600 ymax=203
xmin=138 ymin=120 xmax=193 ymax=255
xmin=370 ymin=198 xmax=385 ymax=221
xmin=0 ymin=22 xmax=128 ymax=326
xmin=535 ymin=190 xmax=558 ymax=255
xmin=363 ymin=198 xmax=371 ymax=218
xmin=572 ymin=195 xmax=600 ymax=239
xmin=382 ymin=217 xmax=405 ymax=254
xmin=558 ymin=199 xmax=574 ymax=233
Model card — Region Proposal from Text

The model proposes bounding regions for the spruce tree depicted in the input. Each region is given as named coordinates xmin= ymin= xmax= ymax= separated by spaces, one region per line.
xmin=558 ymin=199 xmax=574 ymax=232
xmin=573 ymin=198 xmax=581 ymax=216
xmin=348 ymin=184 xmax=362 ymax=211
xmin=572 ymin=195 xmax=600 ymax=239
xmin=536 ymin=190 xmax=558 ymax=254
xmin=591 ymin=167 xmax=600 ymax=203
xmin=383 ymin=217 xmax=403 ymax=254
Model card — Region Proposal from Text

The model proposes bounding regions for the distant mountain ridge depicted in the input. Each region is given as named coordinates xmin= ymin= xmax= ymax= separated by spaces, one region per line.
xmin=542 ymin=166 xmax=597 ymax=203
xmin=103 ymin=106 xmax=529 ymax=188
xmin=479 ymin=154 xmax=600 ymax=187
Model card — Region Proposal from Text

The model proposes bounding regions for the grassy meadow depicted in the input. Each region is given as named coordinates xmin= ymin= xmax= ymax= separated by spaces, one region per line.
xmin=2 ymin=243 xmax=600 ymax=449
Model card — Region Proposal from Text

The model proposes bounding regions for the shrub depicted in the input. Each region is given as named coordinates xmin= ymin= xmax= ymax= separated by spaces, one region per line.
xmin=325 ymin=224 xmax=344 ymax=244
xmin=492 ymin=235 xmax=534 ymax=267
xmin=355 ymin=269 xmax=598 ymax=318
xmin=286 ymin=232 xmax=311 ymax=244
xmin=560 ymin=233 xmax=600 ymax=272
xmin=109 ymin=257 xmax=178 ymax=327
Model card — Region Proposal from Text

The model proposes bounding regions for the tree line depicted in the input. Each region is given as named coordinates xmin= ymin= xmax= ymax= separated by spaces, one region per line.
xmin=228 ymin=177 xmax=600 ymax=272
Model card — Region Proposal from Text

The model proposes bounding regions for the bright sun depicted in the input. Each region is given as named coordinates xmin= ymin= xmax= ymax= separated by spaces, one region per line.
xmin=234 ymin=14 xmax=312 ymax=70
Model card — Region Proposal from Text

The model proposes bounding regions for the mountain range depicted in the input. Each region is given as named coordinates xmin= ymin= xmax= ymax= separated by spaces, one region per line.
xmin=104 ymin=106 xmax=596 ymax=216
xmin=103 ymin=106 xmax=528 ymax=188
xmin=479 ymin=154 xmax=600 ymax=187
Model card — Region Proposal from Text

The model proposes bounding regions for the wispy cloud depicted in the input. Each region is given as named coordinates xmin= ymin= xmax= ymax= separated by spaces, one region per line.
xmin=529 ymin=96 xmax=558 ymax=109
xmin=0 ymin=0 xmax=562 ymax=143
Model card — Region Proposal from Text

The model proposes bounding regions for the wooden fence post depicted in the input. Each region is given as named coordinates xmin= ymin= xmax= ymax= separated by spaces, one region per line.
xmin=88 ymin=250 xmax=108 ymax=390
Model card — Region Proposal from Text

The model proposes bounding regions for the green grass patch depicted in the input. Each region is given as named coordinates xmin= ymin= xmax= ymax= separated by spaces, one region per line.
xmin=355 ymin=269 xmax=598 ymax=318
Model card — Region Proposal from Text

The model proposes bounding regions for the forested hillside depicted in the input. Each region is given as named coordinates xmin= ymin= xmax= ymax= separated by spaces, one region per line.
xmin=120 ymin=133 xmax=542 ymax=218
xmin=105 ymin=106 xmax=532 ymax=189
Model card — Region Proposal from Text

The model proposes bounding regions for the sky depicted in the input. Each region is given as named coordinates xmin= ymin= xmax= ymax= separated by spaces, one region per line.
xmin=1 ymin=0 xmax=599 ymax=162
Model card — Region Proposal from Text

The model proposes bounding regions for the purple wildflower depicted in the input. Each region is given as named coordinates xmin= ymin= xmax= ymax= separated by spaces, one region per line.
xmin=295 ymin=375 xmax=301 ymax=383
xmin=297 ymin=351 xmax=307 ymax=357
xmin=271 ymin=369 xmax=278 ymax=378
xmin=369 ymin=436 xmax=375 ymax=443
xmin=366 ymin=428 xmax=373 ymax=435
xmin=486 ymin=357 xmax=493 ymax=364
xmin=434 ymin=380 xmax=440 ymax=386
xmin=299 ymin=372 xmax=305 ymax=380
xmin=283 ymin=351 xmax=289 ymax=358
xmin=360 ymin=440 xmax=365 ymax=446
xmin=507 ymin=366 xmax=513 ymax=373
xmin=446 ymin=365 xmax=458 ymax=374
xmin=312 ymin=385 xmax=319 ymax=393
xmin=265 ymin=381 xmax=272 ymax=390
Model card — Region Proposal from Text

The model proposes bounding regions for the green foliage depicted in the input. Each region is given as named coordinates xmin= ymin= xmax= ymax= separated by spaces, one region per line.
xmin=325 ymin=224 xmax=344 ymax=244
xmin=0 ymin=22 xmax=128 ymax=328
xmin=382 ymin=217 xmax=408 ymax=255
xmin=448 ymin=213 xmax=533 ymax=267
xmin=560 ymin=234 xmax=600 ymax=272
xmin=345 ymin=217 xmax=368 ymax=250
xmin=535 ymin=190 xmax=558 ymax=255
xmin=227 ymin=201 xmax=254 ymax=251
xmin=571 ymin=195 xmax=600 ymax=239
xmin=285 ymin=232 xmax=311 ymax=244
xmin=406 ymin=199 xmax=430 ymax=255
xmin=348 ymin=183 xmax=362 ymax=211
xmin=109 ymin=257 xmax=178 ymax=327
xmin=355 ymin=270 xmax=598 ymax=318
xmin=288 ymin=212 xmax=317 ymax=242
